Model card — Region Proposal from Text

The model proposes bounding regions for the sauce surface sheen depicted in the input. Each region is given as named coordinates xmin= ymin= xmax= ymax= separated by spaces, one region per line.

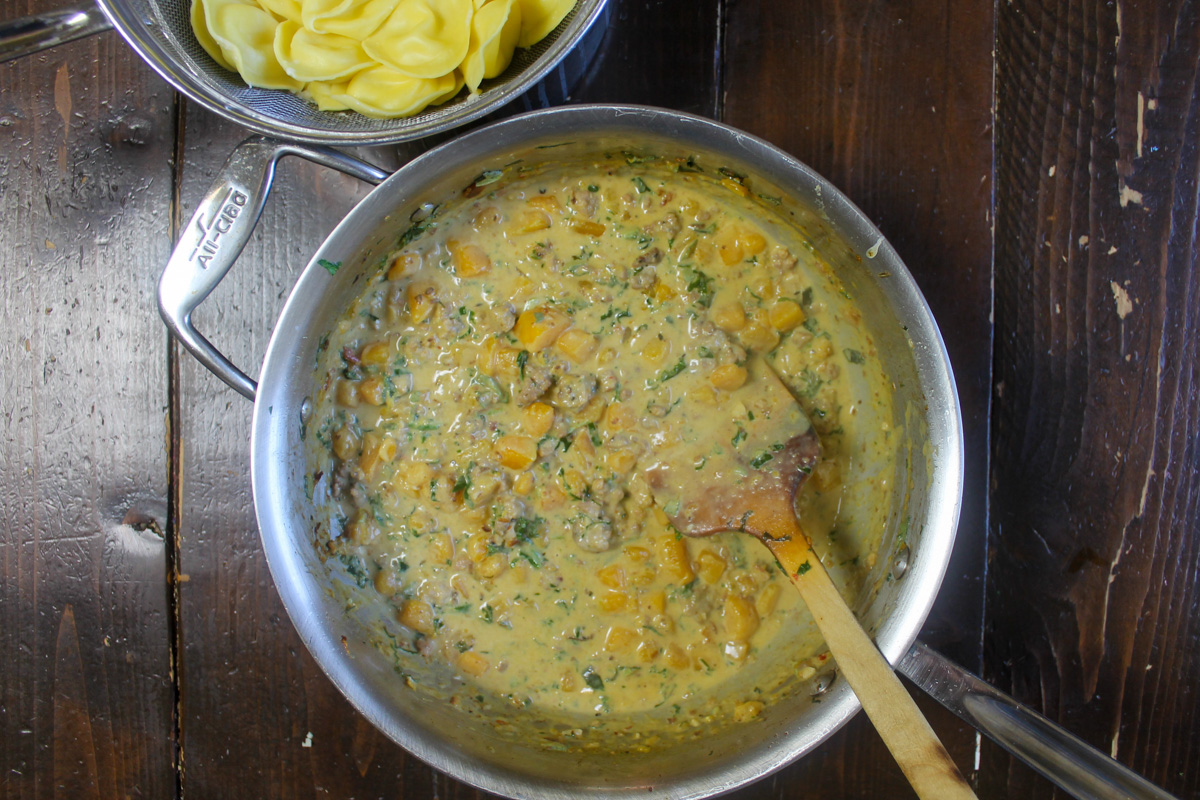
xmin=306 ymin=153 xmax=894 ymax=728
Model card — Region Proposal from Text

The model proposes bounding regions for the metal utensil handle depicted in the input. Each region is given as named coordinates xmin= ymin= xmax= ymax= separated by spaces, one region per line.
xmin=899 ymin=641 xmax=1178 ymax=800
xmin=0 ymin=1 xmax=112 ymax=62
xmin=158 ymin=136 xmax=389 ymax=401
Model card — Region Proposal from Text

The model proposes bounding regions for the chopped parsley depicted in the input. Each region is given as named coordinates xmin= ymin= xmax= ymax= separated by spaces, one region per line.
xmin=318 ymin=258 xmax=341 ymax=276
xmin=658 ymin=355 xmax=687 ymax=382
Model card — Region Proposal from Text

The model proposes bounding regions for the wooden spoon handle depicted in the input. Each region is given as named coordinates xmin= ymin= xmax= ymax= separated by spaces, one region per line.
xmin=764 ymin=529 xmax=978 ymax=800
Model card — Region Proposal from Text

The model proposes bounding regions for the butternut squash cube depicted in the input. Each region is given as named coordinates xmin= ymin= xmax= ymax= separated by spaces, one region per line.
xmin=598 ymin=564 xmax=626 ymax=589
xmin=512 ymin=471 xmax=535 ymax=495
xmin=359 ymin=432 xmax=396 ymax=478
xmin=739 ymin=322 xmax=781 ymax=352
xmin=722 ymin=595 xmax=760 ymax=642
xmin=398 ymin=599 xmax=436 ymax=635
xmin=572 ymin=220 xmax=606 ymax=236
xmin=642 ymin=337 xmax=669 ymax=363
xmin=514 ymin=307 xmax=571 ymax=352
xmin=655 ymin=534 xmax=695 ymax=585
xmin=598 ymin=591 xmax=627 ymax=613
xmin=768 ymin=299 xmax=806 ymax=331
xmin=357 ymin=376 xmax=385 ymax=406
xmin=696 ymin=549 xmax=727 ymax=584
xmin=448 ymin=239 xmax=491 ymax=278
xmin=359 ymin=341 xmax=390 ymax=365
xmin=511 ymin=209 xmax=551 ymax=234
xmin=457 ymin=651 xmax=490 ymax=676
xmin=495 ymin=435 xmax=538 ymax=470
xmin=335 ymin=379 xmax=359 ymax=408
xmin=711 ymin=302 xmax=747 ymax=332
xmin=527 ymin=195 xmax=563 ymax=214
xmin=710 ymin=364 xmax=748 ymax=391
xmin=522 ymin=401 xmax=555 ymax=437
xmin=603 ymin=625 xmax=638 ymax=653
xmin=407 ymin=283 xmax=438 ymax=323
xmin=555 ymin=329 xmax=598 ymax=363
xmin=386 ymin=251 xmax=420 ymax=281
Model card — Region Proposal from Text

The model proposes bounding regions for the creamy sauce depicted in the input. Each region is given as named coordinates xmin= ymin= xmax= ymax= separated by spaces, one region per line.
xmin=305 ymin=153 xmax=894 ymax=732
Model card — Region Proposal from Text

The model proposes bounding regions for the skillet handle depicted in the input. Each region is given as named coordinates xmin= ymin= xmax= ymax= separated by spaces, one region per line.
xmin=898 ymin=641 xmax=1178 ymax=800
xmin=0 ymin=1 xmax=112 ymax=62
xmin=159 ymin=136 xmax=389 ymax=401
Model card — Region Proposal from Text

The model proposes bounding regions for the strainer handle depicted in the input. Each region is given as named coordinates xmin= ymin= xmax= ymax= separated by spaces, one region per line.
xmin=159 ymin=136 xmax=389 ymax=401
xmin=0 ymin=1 xmax=112 ymax=63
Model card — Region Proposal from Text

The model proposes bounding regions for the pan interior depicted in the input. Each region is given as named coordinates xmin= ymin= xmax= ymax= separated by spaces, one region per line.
xmin=251 ymin=109 xmax=962 ymax=798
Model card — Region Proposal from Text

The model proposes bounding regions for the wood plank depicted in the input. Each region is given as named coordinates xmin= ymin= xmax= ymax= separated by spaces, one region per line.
xmin=987 ymin=1 xmax=1200 ymax=797
xmin=170 ymin=0 xmax=719 ymax=796
xmin=722 ymin=1 xmax=994 ymax=796
xmin=0 ymin=14 xmax=177 ymax=800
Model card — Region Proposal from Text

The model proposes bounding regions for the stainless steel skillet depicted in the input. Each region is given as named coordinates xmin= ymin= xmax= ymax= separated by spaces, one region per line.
xmin=158 ymin=104 xmax=1175 ymax=800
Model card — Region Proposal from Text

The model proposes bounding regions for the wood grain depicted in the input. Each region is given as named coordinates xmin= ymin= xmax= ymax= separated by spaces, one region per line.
xmin=0 ymin=19 xmax=177 ymax=800
xmin=721 ymin=1 xmax=994 ymax=796
xmin=988 ymin=0 xmax=1200 ymax=797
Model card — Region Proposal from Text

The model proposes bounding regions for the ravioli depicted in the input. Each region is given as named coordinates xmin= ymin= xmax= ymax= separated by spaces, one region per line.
xmin=275 ymin=21 xmax=372 ymax=81
xmin=202 ymin=0 xmax=303 ymax=90
xmin=462 ymin=0 xmax=522 ymax=92
xmin=191 ymin=0 xmax=579 ymax=117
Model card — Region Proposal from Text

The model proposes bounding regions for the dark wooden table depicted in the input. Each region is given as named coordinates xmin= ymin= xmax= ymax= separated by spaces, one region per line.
xmin=3 ymin=0 xmax=1198 ymax=797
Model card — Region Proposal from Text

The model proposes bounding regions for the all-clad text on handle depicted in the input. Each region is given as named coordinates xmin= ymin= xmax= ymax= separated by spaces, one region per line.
xmin=158 ymin=136 xmax=389 ymax=401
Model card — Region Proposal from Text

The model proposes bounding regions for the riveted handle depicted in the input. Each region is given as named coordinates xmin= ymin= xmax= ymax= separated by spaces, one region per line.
xmin=158 ymin=136 xmax=389 ymax=400
xmin=899 ymin=642 xmax=1179 ymax=800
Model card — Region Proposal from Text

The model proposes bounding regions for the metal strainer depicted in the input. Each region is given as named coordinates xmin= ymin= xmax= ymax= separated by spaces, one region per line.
xmin=0 ymin=0 xmax=607 ymax=144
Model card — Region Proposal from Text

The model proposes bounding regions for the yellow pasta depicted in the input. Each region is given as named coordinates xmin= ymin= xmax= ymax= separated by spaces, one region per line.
xmin=302 ymin=78 xmax=352 ymax=110
xmin=462 ymin=0 xmax=522 ymax=92
xmin=362 ymin=0 xmax=473 ymax=79
xmin=203 ymin=0 xmax=303 ymax=90
xmin=258 ymin=0 xmax=301 ymax=21
xmin=302 ymin=0 xmax=394 ymax=38
xmin=192 ymin=0 xmax=577 ymax=117
xmin=191 ymin=0 xmax=235 ymax=70
xmin=274 ymin=21 xmax=372 ymax=81
xmin=331 ymin=65 xmax=460 ymax=118
xmin=515 ymin=0 xmax=573 ymax=48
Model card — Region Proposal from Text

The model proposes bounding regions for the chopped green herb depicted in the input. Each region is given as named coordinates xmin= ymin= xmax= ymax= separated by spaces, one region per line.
xmin=582 ymin=666 xmax=605 ymax=691
xmin=732 ymin=427 xmax=748 ymax=447
xmin=337 ymin=553 xmax=369 ymax=588
xmin=844 ymin=348 xmax=866 ymax=364
xmin=514 ymin=516 xmax=540 ymax=542
xmin=587 ymin=422 xmax=602 ymax=446
xmin=659 ymin=355 xmax=687 ymax=382
xmin=801 ymin=287 xmax=814 ymax=307
xmin=750 ymin=451 xmax=775 ymax=469
xmin=516 ymin=349 xmax=529 ymax=379
xmin=632 ymin=176 xmax=650 ymax=194
xmin=587 ymin=183 xmax=599 ymax=192
xmin=319 ymin=259 xmax=341 ymax=276
xmin=472 ymin=169 xmax=504 ymax=187
xmin=519 ymin=549 xmax=544 ymax=568
xmin=482 ymin=604 xmax=494 ymax=623
xmin=796 ymin=560 xmax=812 ymax=576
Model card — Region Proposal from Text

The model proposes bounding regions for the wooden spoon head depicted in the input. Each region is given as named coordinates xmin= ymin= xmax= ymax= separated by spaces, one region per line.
xmin=645 ymin=355 xmax=820 ymax=538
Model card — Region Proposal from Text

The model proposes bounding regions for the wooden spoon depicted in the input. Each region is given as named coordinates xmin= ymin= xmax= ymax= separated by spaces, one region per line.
xmin=646 ymin=356 xmax=977 ymax=800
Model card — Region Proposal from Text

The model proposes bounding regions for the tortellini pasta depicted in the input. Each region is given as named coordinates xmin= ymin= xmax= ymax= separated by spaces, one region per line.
xmin=191 ymin=0 xmax=576 ymax=118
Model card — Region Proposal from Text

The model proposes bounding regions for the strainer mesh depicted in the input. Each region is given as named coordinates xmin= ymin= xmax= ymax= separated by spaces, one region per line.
xmin=109 ymin=0 xmax=595 ymax=142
